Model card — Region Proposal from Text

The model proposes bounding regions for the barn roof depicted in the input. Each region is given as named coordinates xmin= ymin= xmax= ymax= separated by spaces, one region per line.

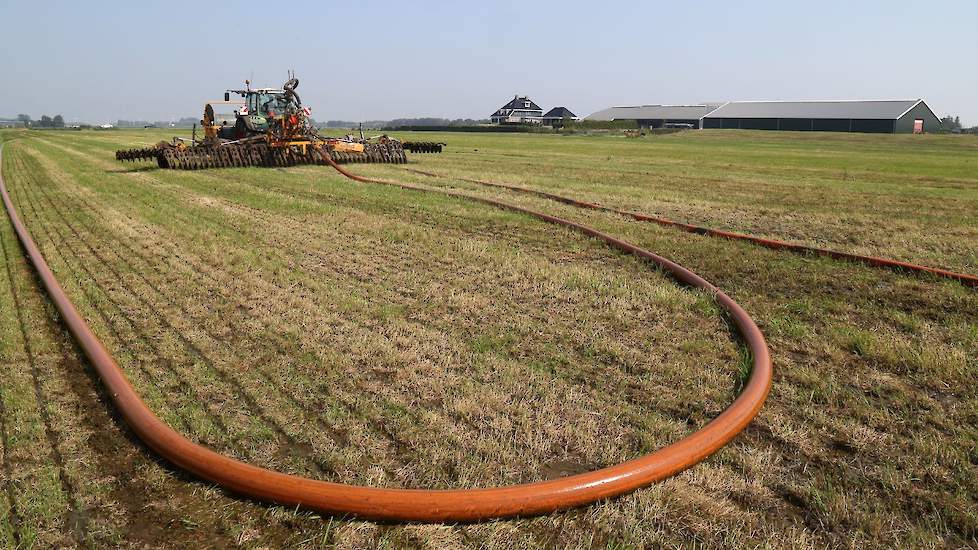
xmin=586 ymin=105 xmax=715 ymax=121
xmin=704 ymin=99 xmax=928 ymax=120
xmin=542 ymin=107 xmax=577 ymax=119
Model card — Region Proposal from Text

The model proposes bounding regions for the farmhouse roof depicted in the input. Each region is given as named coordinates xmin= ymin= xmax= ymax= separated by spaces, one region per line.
xmin=704 ymin=99 xmax=929 ymax=120
xmin=495 ymin=95 xmax=542 ymax=112
xmin=542 ymin=107 xmax=577 ymax=119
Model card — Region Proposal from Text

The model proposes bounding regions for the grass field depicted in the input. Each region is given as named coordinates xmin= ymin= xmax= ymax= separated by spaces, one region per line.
xmin=0 ymin=127 xmax=975 ymax=548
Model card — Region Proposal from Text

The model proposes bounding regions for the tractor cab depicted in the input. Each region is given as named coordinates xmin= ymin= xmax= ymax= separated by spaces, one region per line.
xmin=224 ymin=77 xmax=306 ymax=139
xmin=243 ymin=89 xmax=296 ymax=118
xmin=223 ymin=89 xmax=282 ymax=137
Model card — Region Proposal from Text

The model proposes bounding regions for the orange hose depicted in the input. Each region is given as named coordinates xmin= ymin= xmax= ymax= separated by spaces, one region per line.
xmin=403 ymin=168 xmax=978 ymax=287
xmin=0 ymin=144 xmax=771 ymax=522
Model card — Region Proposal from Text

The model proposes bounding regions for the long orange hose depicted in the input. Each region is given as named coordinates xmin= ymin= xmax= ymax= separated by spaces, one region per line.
xmin=0 ymin=143 xmax=771 ymax=521
xmin=402 ymin=168 xmax=978 ymax=287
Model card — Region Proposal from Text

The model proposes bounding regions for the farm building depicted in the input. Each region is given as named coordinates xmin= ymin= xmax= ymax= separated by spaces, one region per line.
xmin=586 ymin=99 xmax=941 ymax=133
xmin=541 ymin=107 xmax=579 ymax=127
xmin=585 ymin=105 xmax=719 ymax=129
xmin=701 ymin=99 xmax=941 ymax=133
xmin=491 ymin=95 xmax=544 ymax=124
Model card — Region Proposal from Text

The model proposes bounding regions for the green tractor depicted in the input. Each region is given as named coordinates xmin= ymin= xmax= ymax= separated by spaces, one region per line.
xmin=216 ymin=76 xmax=308 ymax=140
xmin=115 ymin=75 xmax=429 ymax=169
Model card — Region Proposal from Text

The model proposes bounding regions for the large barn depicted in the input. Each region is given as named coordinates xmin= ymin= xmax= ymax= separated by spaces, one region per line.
xmin=586 ymin=105 xmax=720 ymax=129
xmin=586 ymin=99 xmax=941 ymax=134
xmin=701 ymin=99 xmax=940 ymax=133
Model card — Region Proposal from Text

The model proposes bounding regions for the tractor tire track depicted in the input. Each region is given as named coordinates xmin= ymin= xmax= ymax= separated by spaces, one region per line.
xmin=53 ymin=201 xmax=361 ymax=459
xmin=20 ymin=165 xmax=339 ymax=479
xmin=4 ymin=229 xmax=213 ymax=546
xmin=10 ymin=153 xmax=283 ymax=459
xmin=14 ymin=174 xmax=248 ymax=448
xmin=29 ymin=185 xmax=350 ymax=478
xmin=4 ymin=148 xmax=302 ymax=547
xmin=9 ymin=160 xmax=203 ymax=436
xmin=0 ymin=203 xmax=88 ymax=547
xmin=0 ymin=364 xmax=22 ymax=549
xmin=30 ymin=174 xmax=414 ymax=478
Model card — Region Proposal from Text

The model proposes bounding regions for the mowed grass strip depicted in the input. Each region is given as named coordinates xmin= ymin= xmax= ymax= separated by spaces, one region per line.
xmin=0 ymin=164 xmax=91 ymax=546
xmin=0 ymin=128 xmax=976 ymax=548
xmin=0 ymin=160 xmax=352 ymax=547
xmin=12 ymin=145 xmax=347 ymax=476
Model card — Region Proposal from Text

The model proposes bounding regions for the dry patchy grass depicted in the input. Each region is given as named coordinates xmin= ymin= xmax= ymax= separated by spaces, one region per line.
xmin=0 ymin=128 xmax=975 ymax=548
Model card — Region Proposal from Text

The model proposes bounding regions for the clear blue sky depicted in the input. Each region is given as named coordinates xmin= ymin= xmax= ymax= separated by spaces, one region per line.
xmin=2 ymin=1 xmax=976 ymax=124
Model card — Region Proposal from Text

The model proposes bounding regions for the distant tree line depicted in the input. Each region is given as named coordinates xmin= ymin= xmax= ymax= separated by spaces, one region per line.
xmin=937 ymin=115 xmax=978 ymax=134
xmin=7 ymin=114 xmax=493 ymax=131
xmin=382 ymin=118 xmax=489 ymax=128
xmin=14 ymin=114 xmax=66 ymax=128
xmin=114 ymin=117 xmax=200 ymax=128
xmin=318 ymin=117 xmax=490 ymax=129
xmin=940 ymin=115 xmax=962 ymax=131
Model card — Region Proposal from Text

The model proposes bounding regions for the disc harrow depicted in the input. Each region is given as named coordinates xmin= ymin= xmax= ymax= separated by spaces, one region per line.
xmin=114 ymin=74 xmax=419 ymax=170
xmin=403 ymin=141 xmax=445 ymax=153
xmin=115 ymin=141 xmax=407 ymax=170
xmin=115 ymin=147 xmax=165 ymax=162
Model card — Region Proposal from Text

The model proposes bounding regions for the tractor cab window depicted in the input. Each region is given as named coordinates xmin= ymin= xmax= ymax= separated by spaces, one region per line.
xmin=254 ymin=93 xmax=291 ymax=117
xmin=268 ymin=97 xmax=291 ymax=116
xmin=246 ymin=93 xmax=261 ymax=115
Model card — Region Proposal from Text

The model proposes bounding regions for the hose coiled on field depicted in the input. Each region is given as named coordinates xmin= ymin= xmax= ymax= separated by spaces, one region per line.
xmin=0 ymin=143 xmax=771 ymax=522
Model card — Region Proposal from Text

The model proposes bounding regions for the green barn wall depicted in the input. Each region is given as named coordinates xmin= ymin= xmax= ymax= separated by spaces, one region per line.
xmin=894 ymin=102 xmax=942 ymax=133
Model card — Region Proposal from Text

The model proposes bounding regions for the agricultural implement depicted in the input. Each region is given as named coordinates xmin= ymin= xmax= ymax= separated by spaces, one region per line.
xmin=403 ymin=141 xmax=445 ymax=153
xmin=115 ymin=75 xmax=443 ymax=169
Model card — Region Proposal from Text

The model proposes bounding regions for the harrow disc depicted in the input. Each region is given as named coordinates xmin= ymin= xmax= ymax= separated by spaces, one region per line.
xmin=403 ymin=141 xmax=444 ymax=154
xmin=115 ymin=139 xmax=409 ymax=170
xmin=115 ymin=147 xmax=162 ymax=162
